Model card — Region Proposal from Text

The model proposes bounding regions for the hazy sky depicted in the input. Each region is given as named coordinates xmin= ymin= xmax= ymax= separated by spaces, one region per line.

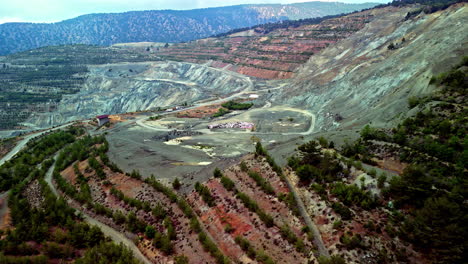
xmin=0 ymin=0 xmax=389 ymax=24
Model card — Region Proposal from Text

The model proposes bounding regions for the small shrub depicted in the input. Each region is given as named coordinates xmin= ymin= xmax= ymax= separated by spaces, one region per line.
xmin=172 ymin=178 xmax=181 ymax=189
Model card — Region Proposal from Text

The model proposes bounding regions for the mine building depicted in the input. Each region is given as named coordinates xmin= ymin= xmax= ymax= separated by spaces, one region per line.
xmin=96 ymin=115 xmax=110 ymax=126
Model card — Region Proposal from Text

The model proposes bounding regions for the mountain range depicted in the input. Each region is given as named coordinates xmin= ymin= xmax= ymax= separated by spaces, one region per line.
xmin=0 ymin=2 xmax=378 ymax=55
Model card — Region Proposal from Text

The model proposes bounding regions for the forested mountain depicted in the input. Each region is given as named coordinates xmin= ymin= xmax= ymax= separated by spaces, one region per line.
xmin=0 ymin=2 xmax=378 ymax=55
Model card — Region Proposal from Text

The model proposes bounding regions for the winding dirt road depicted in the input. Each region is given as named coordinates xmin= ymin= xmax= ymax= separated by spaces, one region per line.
xmin=44 ymin=154 xmax=152 ymax=264
xmin=0 ymin=122 xmax=73 ymax=167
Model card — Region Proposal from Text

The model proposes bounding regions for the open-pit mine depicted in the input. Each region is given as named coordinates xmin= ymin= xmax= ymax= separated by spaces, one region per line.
xmin=0 ymin=1 xmax=466 ymax=264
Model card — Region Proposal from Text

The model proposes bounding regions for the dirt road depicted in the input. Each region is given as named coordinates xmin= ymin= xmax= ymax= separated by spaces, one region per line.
xmin=0 ymin=122 xmax=73 ymax=167
xmin=285 ymin=172 xmax=330 ymax=258
xmin=44 ymin=156 xmax=151 ymax=264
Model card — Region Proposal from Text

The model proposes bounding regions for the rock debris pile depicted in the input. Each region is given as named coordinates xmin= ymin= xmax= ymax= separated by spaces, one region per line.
xmin=152 ymin=130 xmax=202 ymax=141
xmin=208 ymin=122 xmax=255 ymax=130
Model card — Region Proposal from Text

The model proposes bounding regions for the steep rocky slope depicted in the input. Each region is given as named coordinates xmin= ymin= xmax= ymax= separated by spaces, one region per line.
xmin=274 ymin=4 xmax=467 ymax=131
xmin=0 ymin=2 xmax=377 ymax=55
xmin=0 ymin=45 xmax=162 ymax=129
xmin=27 ymin=61 xmax=253 ymax=127
xmin=138 ymin=11 xmax=375 ymax=79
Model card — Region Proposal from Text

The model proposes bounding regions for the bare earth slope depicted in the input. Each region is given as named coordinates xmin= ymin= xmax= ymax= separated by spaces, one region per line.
xmin=275 ymin=4 xmax=468 ymax=131
xmin=27 ymin=61 xmax=254 ymax=127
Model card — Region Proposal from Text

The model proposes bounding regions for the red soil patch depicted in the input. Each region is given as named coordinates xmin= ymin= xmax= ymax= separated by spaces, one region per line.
xmin=176 ymin=104 xmax=223 ymax=118
xmin=187 ymin=157 xmax=313 ymax=263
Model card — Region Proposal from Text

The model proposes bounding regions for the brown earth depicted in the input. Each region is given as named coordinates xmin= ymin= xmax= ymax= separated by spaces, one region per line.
xmin=176 ymin=105 xmax=223 ymax=118
xmin=186 ymin=155 xmax=315 ymax=263
xmin=0 ymin=197 xmax=11 ymax=230
xmin=61 ymin=158 xmax=216 ymax=264
xmin=120 ymin=12 xmax=375 ymax=79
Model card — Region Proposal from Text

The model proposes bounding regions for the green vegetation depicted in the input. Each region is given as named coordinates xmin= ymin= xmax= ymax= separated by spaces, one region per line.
xmin=221 ymin=100 xmax=253 ymax=110
xmin=88 ymin=156 xmax=106 ymax=179
xmin=279 ymin=224 xmax=305 ymax=253
xmin=0 ymin=128 xmax=81 ymax=191
xmin=213 ymin=108 xmax=230 ymax=118
xmin=153 ymin=232 xmax=173 ymax=255
xmin=152 ymin=202 xmax=167 ymax=220
xmin=360 ymin=125 xmax=389 ymax=141
xmin=0 ymin=254 xmax=49 ymax=263
xmin=333 ymin=220 xmax=343 ymax=229
xmin=0 ymin=128 xmax=139 ymax=263
xmin=175 ymin=255 xmax=189 ymax=264
xmin=144 ymin=176 xmax=230 ymax=263
xmin=278 ymin=192 xmax=300 ymax=216
xmin=234 ymin=236 xmax=275 ymax=264
xmin=289 ymin=141 xmax=345 ymax=184
xmin=224 ymin=223 xmax=235 ymax=233
xmin=317 ymin=255 xmax=346 ymax=264
xmin=247 ymin=170 xmax=275 ymax=195
xmin=220 ymin=176 xmax=236 ymax=192
xmin=331 ymin=202 xmax=352 ymax=220
xmin=145 ymin=176 xmax=178 ymax=203
xmin=110 ymin=187 xmax=151 ymax=212
xmin=76 ymin=242 xmax=140 ymax=264
xmin=331 ymin=182 xmax=377 ymax=210
xmin=198 ymin=232 xmax=230 ymax=264
xmin=213 ymin=167 xmax=223 ymax=178
xmin=377 ymin=173 xmax=387 ymax=188
xmin=194 ymin=182 xmax=216 ymax=207
xmin=149 ymin=115 xmax=163 ymax=121
xmin=172 ymin=178 xmax=181 ymax=189
xmin=254 ymin=142 xmax=301 ymax=215
xmin=339 ymin=232 xmax=364 ymax=249
xmin=254 ymin=142 xmax=283 ymax=178
xmin=239 ymin=161 xmax=249 ymax=172
xmin=236 ymin=192 xmax=275 ymax=228
xmin=332 ymin=57 xmax=468 ymax=263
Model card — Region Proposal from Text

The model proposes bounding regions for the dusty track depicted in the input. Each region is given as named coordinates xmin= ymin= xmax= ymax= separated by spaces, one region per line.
xmin=284 ymin=172 xmax=330 ymax=257
xmin=0 ymin=122 xmax=73 ymax=167
xmin=44 ymin=153 xmax=152 ymax=264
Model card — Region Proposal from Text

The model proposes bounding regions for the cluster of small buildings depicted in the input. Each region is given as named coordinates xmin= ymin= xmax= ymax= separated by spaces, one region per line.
xmin=208 ymin=122 xmax=255 ymax=130
xmin=166 ymin=106 xmax=185 ymax=112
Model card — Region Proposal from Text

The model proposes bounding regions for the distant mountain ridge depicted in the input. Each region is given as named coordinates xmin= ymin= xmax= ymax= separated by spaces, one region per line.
xmin=0 ymin=2 xmax=378 ymax=55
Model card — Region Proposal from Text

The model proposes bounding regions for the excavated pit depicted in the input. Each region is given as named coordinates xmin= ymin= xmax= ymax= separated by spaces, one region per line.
xmin=27 ymin=61 xmax=253 ymax=128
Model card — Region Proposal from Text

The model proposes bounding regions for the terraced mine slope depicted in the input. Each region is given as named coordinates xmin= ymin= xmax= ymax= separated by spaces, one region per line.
xmin=28 ymin=61 xmax=255 ymax=128
xmin=122 ymin=12 xmax=375 ymax=79
xmin=276 ymin=3 xmax=468 ymax=131
xmin=0 ymin=45 xmax=162 ymax=129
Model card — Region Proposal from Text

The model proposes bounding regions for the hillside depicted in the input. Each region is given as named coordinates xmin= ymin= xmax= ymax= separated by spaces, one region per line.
xmin=0 ymin=1 xmax=467 ymax=264
xmin=124 ymin=12 xmax=375 ymax=79
xmin=0 ymin=45 xmax=162 ymax=129
xmin=0 ymin=2 xmax=378 ymax=55
xmin=0 ymin=10 xmax=376 ymax=129
xmin=275 ymin=3 xmax=467 ymax=131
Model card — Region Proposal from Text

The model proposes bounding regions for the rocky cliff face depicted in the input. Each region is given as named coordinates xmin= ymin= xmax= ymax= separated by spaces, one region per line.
xmin=27 ymin=61 xmax=252 ymax=127
xmin=273 ymin=4 xmax=467 ymax=131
